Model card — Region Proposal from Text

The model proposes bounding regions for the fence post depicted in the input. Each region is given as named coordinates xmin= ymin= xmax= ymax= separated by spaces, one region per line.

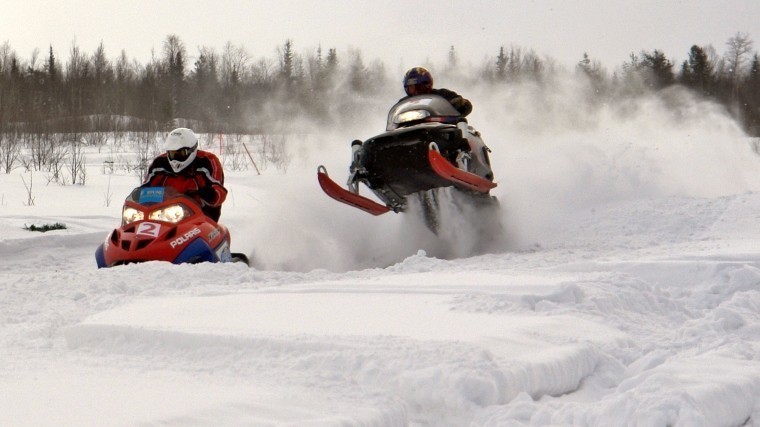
xmin=242 ymin=142 xmax=261 ymax=175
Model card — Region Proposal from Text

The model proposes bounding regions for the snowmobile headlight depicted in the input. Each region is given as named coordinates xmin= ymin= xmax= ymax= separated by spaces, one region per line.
xmin=395 ymin=110 xmax=430 ymax=124
xmin=148 ymin=204 xmax=189 ymax=223
xmin=122 ymin=207 xmax=144 ymax=225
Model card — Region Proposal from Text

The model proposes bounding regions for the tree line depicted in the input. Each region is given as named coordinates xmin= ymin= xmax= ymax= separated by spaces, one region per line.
xmin=573 ymin=32 xmax=758 ymax=136
xmin=0 ymin=32 xmax=757 ymax=141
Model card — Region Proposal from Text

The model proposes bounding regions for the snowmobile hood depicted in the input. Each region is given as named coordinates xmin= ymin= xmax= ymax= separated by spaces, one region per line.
xmin=387 ymin=94 xmax=462 ymax=131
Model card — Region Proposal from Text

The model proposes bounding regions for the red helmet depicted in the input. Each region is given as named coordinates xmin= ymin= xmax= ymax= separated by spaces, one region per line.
xmin=403 ymin=67 xmax=433 ymax=96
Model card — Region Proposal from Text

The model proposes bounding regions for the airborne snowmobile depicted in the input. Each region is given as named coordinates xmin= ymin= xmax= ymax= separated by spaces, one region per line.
xmin=318 ymin=94 xmax=498 ymax=232
xmin=95 ymin=186 xmax=249 ymax=268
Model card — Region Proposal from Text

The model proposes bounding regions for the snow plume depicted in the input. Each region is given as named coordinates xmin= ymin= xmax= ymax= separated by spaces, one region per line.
xmin=236 ymin=129 xmax=402 ymax=273
xmin=235 ymin=118 xmax=507 ymax=271
xmin=466 ymin=73 xmax=760 ymax=251
xmin=238 ymin=73 xmax=760 ymax=272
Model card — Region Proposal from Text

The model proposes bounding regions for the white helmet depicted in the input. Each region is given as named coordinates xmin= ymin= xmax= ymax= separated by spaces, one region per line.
xmin=164 ymin=128 xmax=198 ymax=173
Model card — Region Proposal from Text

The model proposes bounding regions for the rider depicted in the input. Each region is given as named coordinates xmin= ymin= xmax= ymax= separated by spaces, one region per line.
xmin=143 ymin=127 xmax=227 ymax=222
xmin=401 ymin=67 xmax=472 ymax=117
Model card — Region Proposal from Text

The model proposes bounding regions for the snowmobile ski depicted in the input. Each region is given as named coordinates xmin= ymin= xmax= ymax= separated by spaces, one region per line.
xmin=317 ymin=166 xmax=391 ymax=216
xmin=428 ymin=143 xmax=497 ymax=193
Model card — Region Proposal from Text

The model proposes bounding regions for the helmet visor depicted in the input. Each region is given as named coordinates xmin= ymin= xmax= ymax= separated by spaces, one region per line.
xmin=405 ymin=83 xmax=431 ymax=96
xmin=168 ymin=144 xmax=197 ymax=162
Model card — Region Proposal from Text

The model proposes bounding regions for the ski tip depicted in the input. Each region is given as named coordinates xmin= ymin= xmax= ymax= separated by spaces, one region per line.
xmin=427 ymin=149 xmax=497 ymax=192
xmin=317 ymin=170 xmax=391 ymax=216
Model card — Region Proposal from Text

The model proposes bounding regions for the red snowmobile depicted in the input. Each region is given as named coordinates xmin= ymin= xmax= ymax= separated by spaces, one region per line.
xmin=95 ymin=186 xmax=249 ymax=268
xmin=318 ymin=94 xmax=498 ymax=232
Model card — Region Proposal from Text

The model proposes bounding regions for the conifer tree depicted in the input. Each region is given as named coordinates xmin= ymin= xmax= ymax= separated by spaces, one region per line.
xmin=680 ymin=45 xmax=714 ymax=96
xmin=495 ymin=47 xmax=507 ymax=81
xmin=641 ymin=49 xmax=674 ymax=89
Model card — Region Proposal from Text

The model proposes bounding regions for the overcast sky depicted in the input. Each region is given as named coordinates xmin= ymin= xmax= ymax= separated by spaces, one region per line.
xmin=3 ymin=0 xmax=758 ymax=73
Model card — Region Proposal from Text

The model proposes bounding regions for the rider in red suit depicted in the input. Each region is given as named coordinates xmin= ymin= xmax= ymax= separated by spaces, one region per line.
xmin=143 ymin=128 xmax=227 ymax=222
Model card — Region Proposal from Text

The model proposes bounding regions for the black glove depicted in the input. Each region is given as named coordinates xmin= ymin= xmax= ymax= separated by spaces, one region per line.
xmin=198 ymin=186 xmax=217 ymax=204
xmin=449 ymin=96 xmax=464 ymax=108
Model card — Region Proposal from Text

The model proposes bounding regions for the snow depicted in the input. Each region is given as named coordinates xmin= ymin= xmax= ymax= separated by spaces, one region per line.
xmin=2 ymin=86 xmax=760 ymax=426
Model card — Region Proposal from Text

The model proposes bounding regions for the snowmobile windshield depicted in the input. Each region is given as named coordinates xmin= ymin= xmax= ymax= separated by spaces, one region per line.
xmin=386 ymin=95 xmax=462 ymax=131
xmin=127 ymin=186 xmax=185 ymax=206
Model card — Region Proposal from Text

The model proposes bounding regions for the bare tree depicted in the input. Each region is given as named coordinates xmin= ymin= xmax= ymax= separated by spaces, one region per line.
xmin=522 ymin=49 xmax=544 ymax=81
xmin=725 ymin=32 xmax=754 ymax=100
xmin=0 ymin=131 xmax=22 ymax=173
xmin=114 ymin=49 xmax=136 ymax=117
xmin=21 ymin=172 xmax=35 ymax=206
xmin=68 ymin=137 xmax=87 ymax=185
xmin=221 ymin=42 xmax=249 ymax=87
xmin=65 ymin=42 xmax=89 ymax=115
xmin=45 ymin=134 xmax=68 ymax=184
xmin=346 ymin=49 xmax=367 ymax=93
xmin=91 ymin=41 xmax=115 ymax=136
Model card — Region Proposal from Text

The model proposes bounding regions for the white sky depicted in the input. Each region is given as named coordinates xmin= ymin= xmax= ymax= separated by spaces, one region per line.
xmin=3 ymin=0 xmax=759 ymax=72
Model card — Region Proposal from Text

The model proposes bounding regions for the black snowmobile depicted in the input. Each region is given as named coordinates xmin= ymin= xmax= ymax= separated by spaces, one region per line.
xmin=318 ymin=94 xmax=498 ymax=232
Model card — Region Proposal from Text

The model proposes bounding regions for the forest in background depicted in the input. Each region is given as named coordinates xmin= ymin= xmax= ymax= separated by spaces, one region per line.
xmin=0 ymin=32 xmax=757 ymax=176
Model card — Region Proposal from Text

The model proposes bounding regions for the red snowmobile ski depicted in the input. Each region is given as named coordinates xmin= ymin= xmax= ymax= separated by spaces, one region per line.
xmin=427 ymin=143 xmax=497 ymax=193
xmin=317 ymin=166 xmax=391 ymax=215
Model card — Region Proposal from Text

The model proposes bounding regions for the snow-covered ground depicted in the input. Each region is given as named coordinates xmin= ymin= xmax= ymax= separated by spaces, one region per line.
xmin=2 ymin=85 xmax=760 ymax=426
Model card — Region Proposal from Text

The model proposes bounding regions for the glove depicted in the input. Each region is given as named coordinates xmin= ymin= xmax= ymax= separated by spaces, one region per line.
xmin=198 ymin=186 xmax=217 ymax=205
xmin=449 ymin=96 xmax=465 ymax=108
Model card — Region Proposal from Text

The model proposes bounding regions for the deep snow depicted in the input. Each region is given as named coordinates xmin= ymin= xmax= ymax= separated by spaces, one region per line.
xmin=1 ymin=83 xmax=760 ymax=426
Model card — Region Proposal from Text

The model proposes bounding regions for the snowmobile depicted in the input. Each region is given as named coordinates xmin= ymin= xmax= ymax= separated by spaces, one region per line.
xmin=95 ymin=186 xmax=249 ymax=268
xmin=317 ymin=94 xmax=498 ymax=232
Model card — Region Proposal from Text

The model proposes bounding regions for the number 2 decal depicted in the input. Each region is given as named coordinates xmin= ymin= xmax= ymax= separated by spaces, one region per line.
xmin=136 ymin=222 xmax=161 ymax=238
